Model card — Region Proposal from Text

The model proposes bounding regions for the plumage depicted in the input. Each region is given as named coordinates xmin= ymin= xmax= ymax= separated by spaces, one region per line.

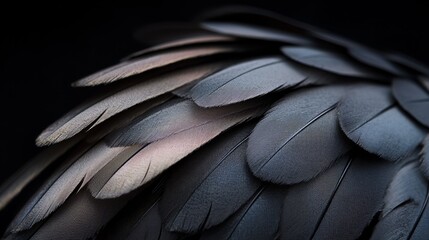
xmin=281 ymin=152 xmax=398 ymax=240
xmin=3 ymin=5 xmax=429 ymax=240
xmin=247 ymin=86 xmax=351 ymax=184
xmin=89 ymin=104 xmax=264 ymax=199
xmin=189 ymin=57 xmax=306 ymax=107
xmin=392 ymin=78 xmax=429 ymax=127
xmin=282 ymin=46 xmax=384 ymax=79
xmin=37 ymin=63 xmax=225 ymax=146
xmin=160 ymin=124 xmax=261 ymax=233
xmin=74 ymin=45 xmax=238 ymax=86
xmin=337 ymin=85 xmax=426 ymax=161
xmin=371 ymin=162 xmax=429 ymax=240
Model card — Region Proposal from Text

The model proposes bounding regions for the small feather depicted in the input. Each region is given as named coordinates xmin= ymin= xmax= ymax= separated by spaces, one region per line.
xmin=392 ymin=78 xmax=429 ymax=127
xmin=371 ymin=162 xmax=429 ymax=240
xmin=281 ymin=153 xmax=398 ymax=240
xmin=90 ymin=104 xmax=264 ymax=199
xmin=37 ymin=63 xmax=225 ymax=146
xmin=338 ymin=85 xmax=425 ymax=161
xmin=190 ymin=57 xmax=306 ymax=107
xmin=247 ymin=86 xmax=351 ymax=184
xmin=160 ymin=124 xmax=261 ymax=233
xmin=282 ymin=46 xmax=383 ymax=79
xmin=73 ymin=46 xmax=237 ymax=86
xmin=201 ymin=186 xmax=285 ymax=240
xmin=202 ymin=21 xmax=314 ymax=45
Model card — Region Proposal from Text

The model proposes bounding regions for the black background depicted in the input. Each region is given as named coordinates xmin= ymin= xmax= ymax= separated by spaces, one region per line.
xmin=0 ymin=1 xmax=427 ymax=183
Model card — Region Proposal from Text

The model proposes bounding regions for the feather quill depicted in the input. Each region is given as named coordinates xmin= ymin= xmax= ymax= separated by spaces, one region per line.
xmin=190 ymin=57 xmax=307 ymax=107
xmin=247 ymin=86 xmax=351 ymax=184
xmin=392 ymin=78 xmax=429 ymax=127
xmin=338 ymin=85 xmax=425 ymax=161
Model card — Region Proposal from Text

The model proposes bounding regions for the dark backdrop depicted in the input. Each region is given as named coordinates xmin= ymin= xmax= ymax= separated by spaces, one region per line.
xmin=0 ymin=1 xmax=427 ymax=183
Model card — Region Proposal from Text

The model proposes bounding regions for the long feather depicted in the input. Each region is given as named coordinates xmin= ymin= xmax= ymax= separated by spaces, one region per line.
xmin=6 ymin=141 xmax=139 ymax=233
xmin=371 ymin=162 xmax=429 ymax=240
xmin=108 ymin=99 xmax=263 ymax=147
xmin=201 ymin=186 xmax=285 ymax=240
xmin=392 ymin=78 xmax=429 ymax=127
xmin=189 ymin=57 xmax=306 ymax=107
xmin=247 ymin=85 xmax=351 ymax=184
xmin=281 ymin=152 xmax=398 ymax=239
xmin=202 ymin=21 xmax=315 ymax=45
xmin=160 ymin=124 xmax=261 ymax=233
xmin=73 ymin=45 xmax=237 ymax=86
xmin=282 ymin=46 xmax=384 ymax=79
xmin=37 ymin=62 xmax=225 ymax=146
xmin=337 ymin=85 xmax=425 ymax=161
xmin=89 ymin=104 xmax=264 ymax=199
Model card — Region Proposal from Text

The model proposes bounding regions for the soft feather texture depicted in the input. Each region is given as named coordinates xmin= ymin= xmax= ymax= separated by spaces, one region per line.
xmin=371 ymin=162 xmax=429 ymax=240
xmin=281 ymin=152 xmax=398 ymax=240
xmin=282 ymin=46 xmax=383 ymax=79
xmin=89 ymin=105 xmax=264 ymax=199
xmin=392 ymin=78 xmax=429 ymax=127
xmin=247 ymin=86 xmax=351 ymax=184
xmin=74 ymin=45 xmax=237 ymax=86
xmin=421 ymin=136 xmax=429 ymax=179
xmin=37 ymin=63 xmax=226 ymax=146
xmin=201 ymin=186 xmax=285 ymax=240
xmin=338 ymin=85 xmax=425 ymax=161
xmin=190 ymin=57 xmax=307 ymax=107
xmin=160 ymin=124 xmax=261 ymax=233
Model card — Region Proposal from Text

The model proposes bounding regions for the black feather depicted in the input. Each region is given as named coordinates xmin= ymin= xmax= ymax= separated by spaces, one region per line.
xmin=338 ymin=85 xmax=425 ymax=161
xmin=247 ymin=85 xmax=351 ymax=184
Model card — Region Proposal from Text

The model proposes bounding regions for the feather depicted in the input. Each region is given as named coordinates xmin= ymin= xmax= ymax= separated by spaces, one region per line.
xmin=387 ymin=52 xmax=429 ymax=77
xmin=160 ymin=124 xmax=261 ymax=233
xmin=37 ymin=63 xmax=225 ymax=146
xmin=201 ymin=186 xmax=285 ymax=240
xmin=7 ymin=142 xmax=140 ymax=233
xmin=247 ymin=86 xmax=351 ymax=184
xmin=89 ymin=103 xmax=264 ymax=199
xmin=371 ymin=162 xmax=429 ymax=240
xmin=392 ymin=78 xmax=429 ymax=127
xmin=0 ymin=135 xmax=81 ymax=211
xmin=201 ymin=21 xmax=315 ymax=45
xmin=25 ymin=190 xmax=133 ymax=240
xmin=282 ymin=46 xmax=384 ymax=79
xmin=419 ymin=75 xmax=429 ymax=92
xmin=108 ymin=99 xmax=263 ymax=147
xmin=73 ymin=45 xmax=237 ymax=86
xmin=189 ymin=57 xmax=306 ymax=107
xmin=124 ymin=34 xmax=235 ymax=61
xmin=337 ymin=85 xmax=425 ymax=161
xmin=348 ymin=45 xmax=407 ymax=76
xmin=420 ymin=136 xmax=429 ymax=179
xmin=281 ymin=152 xmax=398 ymax=240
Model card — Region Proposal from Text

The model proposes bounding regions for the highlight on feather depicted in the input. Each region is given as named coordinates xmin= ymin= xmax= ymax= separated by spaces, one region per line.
xmin=3 ymin=5 xmax=429 ymax=240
